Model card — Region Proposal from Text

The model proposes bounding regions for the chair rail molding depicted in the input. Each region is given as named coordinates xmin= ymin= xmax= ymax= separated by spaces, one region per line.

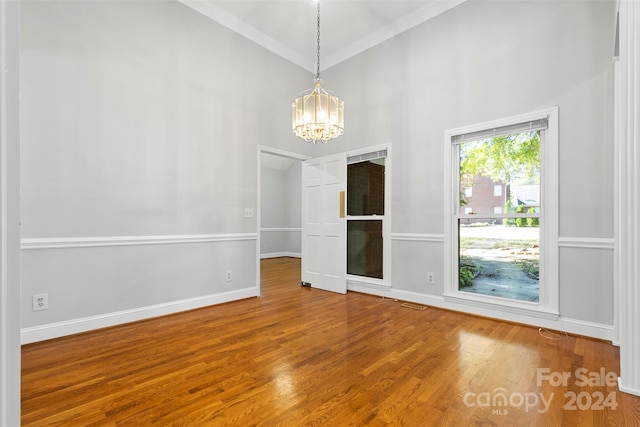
xmin=21 ymin=233 xmax=257 ymax=250
xmin=558 ymin=237 xmax=615 ymax=250
xmin=391 ymin=233 xmax=445 ymax=242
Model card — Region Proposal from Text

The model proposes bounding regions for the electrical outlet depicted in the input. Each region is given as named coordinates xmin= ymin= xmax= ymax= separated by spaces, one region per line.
xmin=32 ymin=293 xmax=49 ymax=311
xmin=225 ymin=270 xmax=233 ymax=282
xmin=427 ymin=272 xmax=435 ymax=285
xmin=244 ymin=208 xmax=253 ymax=218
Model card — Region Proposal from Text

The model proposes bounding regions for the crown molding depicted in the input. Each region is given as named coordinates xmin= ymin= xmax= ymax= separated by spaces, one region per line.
xmin=178 ymin=0 xmax=466 ymax=73
xmin=177 ymin=0 xmax=315 ymax=72
xmin=323 ymin=0 xmax=466 ymax=70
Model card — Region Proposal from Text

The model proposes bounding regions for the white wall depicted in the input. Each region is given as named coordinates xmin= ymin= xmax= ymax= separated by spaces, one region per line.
xmin=285 ymin=160 xmax=302 ymax=254
xmin=318 ymin=0 xmax=617 ymax=337
xmin=19 ymin=0 xmax=311 ymax=341
xmin=262 ymin=167 xmax=287 ymax=230
xmin=260 ymin=154 xmax=302 ymax=258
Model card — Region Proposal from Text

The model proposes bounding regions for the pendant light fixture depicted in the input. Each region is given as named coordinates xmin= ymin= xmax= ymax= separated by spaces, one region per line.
xmin=292 ymin=0 xmax=344 ymax=144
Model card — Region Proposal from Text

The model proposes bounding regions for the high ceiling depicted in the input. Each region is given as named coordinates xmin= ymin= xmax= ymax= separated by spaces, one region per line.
xmin=179 ymin=0 xmax=466 ymax=73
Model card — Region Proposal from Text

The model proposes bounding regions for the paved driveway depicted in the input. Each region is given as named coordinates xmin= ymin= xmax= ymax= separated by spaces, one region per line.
xmin=459 ymin=224 xmax=539 ymax=302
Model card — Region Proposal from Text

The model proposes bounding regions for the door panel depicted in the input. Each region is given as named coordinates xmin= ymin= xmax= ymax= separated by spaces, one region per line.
xmin=302 ymin=153 xmax=346 ymax=294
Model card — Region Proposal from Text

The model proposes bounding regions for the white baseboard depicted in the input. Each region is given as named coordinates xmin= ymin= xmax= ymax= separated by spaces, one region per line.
xmin=618 ymin=380 xmax=640 ymax=397
xmin=347 ymin=283 xmax=615 ymax=342
xmin=24 ymin=280 xmax=614 ymax=344
xmin=260 ymin=252 xmax=301 ymax=259
xmin=558 ymin=317 xmax=616 ymax=341
xmin=21 ymin=287 xmax=259 ymax=344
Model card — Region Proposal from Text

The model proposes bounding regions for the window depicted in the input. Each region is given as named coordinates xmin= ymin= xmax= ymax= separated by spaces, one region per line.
xmin=458 ymin=132 xmax=541 ymax=302
xmin=444 ymin=108 xmax=559 ymax=316
xmin=346 ymin=147 xmax=389 ymax=285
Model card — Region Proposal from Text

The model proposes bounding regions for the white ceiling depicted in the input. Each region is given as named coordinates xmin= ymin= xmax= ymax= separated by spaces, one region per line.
xmin=179 ymin=0 xmax=466 ymax=73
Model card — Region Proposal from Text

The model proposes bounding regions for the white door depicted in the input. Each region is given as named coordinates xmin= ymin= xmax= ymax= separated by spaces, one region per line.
xmin=302 ymin=153 xmax=347 ymax=294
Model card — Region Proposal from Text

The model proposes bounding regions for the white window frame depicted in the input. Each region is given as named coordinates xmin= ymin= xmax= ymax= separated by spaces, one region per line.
xmin=444 ymin=108 xmax=559 ymax=318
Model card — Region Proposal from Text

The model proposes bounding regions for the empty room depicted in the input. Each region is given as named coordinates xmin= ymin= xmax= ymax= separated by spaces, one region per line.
xmin=2 ymin=0 xmax=640 ymax=425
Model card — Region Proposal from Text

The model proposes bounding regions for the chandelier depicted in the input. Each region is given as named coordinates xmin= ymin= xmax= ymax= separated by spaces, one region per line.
xmin=292 ymin=1 xmax=344 ymax=144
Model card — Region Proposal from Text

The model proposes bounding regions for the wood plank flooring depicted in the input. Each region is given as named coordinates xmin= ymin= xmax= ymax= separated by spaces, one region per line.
xmin=22 ymin=257 xmax=640 ymax=426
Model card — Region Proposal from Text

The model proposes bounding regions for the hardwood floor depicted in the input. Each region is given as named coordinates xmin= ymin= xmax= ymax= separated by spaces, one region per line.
xmin=22 ymin=257 xmax=640 ymax=426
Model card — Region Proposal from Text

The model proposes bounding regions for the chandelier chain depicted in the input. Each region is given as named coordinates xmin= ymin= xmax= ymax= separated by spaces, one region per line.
xmin=316 ymin=1 xmax=321 ymax=80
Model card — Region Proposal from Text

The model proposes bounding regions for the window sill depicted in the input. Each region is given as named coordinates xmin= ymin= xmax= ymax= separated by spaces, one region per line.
xmin=347 ymin=276 xmax=390 ymax=292
xmin=443 ymin=291 xmax=559 ymax=321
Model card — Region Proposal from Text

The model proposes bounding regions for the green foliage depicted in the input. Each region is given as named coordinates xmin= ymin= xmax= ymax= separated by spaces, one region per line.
xmin=526 ymin=207 xmax=539 ymax=227
xmin=459 ymin=255 xmax=477 ymax=288
xmin=460 ymin=190 xmax=468 ymax=207
xmin=459 ymin=267 xmax=474 ymax=288
xmin=515 ymin=206 xmax=527 ymax=227
xmin=460 ymin=131 xmax=540 ymax=186
xmin=503 ymin=198 xmax=516 ymax=226
xmin=512 ymin=205 xmax=540 ymax=227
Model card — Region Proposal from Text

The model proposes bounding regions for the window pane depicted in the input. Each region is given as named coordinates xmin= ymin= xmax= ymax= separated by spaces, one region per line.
xmin=347 ymin=220 xmax=383 ymax=279
xmin=459 ymin=132 xmax=540 ymax=217
xmin=347 ymin=159 xmax=385 ymax=216
xmin=459 ymin=221 xmax=539 ymax=302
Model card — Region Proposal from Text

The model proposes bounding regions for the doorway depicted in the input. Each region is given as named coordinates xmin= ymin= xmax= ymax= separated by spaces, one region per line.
xmin=257 ymin=144 xmax=391 ymax=295
xmin=257 ymin=146 xmax=309 ymax=295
